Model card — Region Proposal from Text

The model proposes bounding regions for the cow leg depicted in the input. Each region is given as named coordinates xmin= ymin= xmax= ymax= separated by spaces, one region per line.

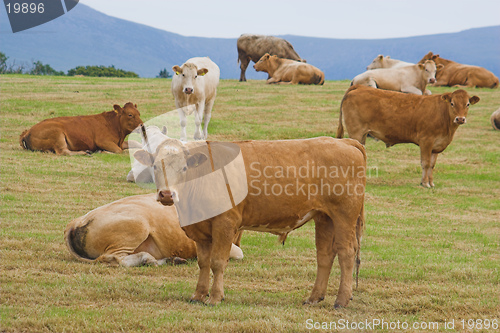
xmin=119 ymin=252 xmax=158 ymax=267
xmin=193 ymin=102 xmax=205 ymax=141
xmin=53 ymin=134 xmax=88 ymax=156
xmin=419 ymin=144 xmax=433 ymax=187
xmin=428 ymin=153 xmax=439 ymax=187
xmin=239 ymin=56 xmax=250 ymax=82
xmin=304 ymin=213 xmax=335 ymax=305
xmin=191 ymin=241 xmax=212 ymax=303
xmin=401 ymin=86 xmax=423 ymax=95
xmin=94 ymin=140 xmax=123 ymax=154
xmin=202 ymin=99 xmax=215 ymax=140
xmin=177 ymin=107 xmax=188 ymax=142
xmin=206 ymin=227 xmax=235 ymax=305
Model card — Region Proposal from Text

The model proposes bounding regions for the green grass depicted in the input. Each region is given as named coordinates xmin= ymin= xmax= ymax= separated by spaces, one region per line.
xmin=1 ymin=75 xmax=499 ymax=332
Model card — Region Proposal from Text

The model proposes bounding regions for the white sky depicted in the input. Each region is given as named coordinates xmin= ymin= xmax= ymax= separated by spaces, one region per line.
xmin=79 ymin=0 xmax=500 ymax=39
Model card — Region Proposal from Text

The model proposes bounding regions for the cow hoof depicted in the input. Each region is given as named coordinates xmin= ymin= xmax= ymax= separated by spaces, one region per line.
xmin=420 ymin=182 xmax=431 ymax=188
xmin=206 ymin=296 xmax=224 ymax=306
xmin=85 ymin=150 xmax=93 ymax=156
xmin=334 ymin=303 xmax=345 ymax=310
xmin=303 ymin=296 xmax=324 ymax=305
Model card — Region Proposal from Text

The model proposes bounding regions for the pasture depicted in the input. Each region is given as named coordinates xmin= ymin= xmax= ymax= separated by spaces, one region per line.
xmin=1 ymin=75 xmax=499 ymax=333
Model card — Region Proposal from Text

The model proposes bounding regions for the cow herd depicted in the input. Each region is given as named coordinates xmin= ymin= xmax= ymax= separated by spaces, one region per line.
xmin=18 ymin=34 xmax=499 ymax=309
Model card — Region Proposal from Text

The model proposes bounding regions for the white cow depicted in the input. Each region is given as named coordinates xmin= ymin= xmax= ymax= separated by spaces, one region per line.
xmin=171 ymin=57 xmax=220 ymax=141
xmin=127 ymin=125 xmax=169 ymax=183
xmin=366 ymin=55 xmax=414 ymax=70
xmin=352 ymin=60 xmax=444 ymax=95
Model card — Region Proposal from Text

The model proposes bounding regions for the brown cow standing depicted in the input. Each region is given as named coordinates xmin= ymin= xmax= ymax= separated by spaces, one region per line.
xmin=19 ymin=103 xmax=143 ymax=155
xmin=418 ymin=52 xmax=499 ymax=88
xmin=237 ymin=34 xmax=304 ymax=82
xmin=134 ymin=137 xmax=366 ymax=308
xmin=337 ymin=85 xmax=480 ymax=187
xmin=254 ymin=53 xmax=324 ymax=85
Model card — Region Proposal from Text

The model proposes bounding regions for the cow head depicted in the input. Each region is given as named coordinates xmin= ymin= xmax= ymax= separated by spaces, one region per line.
xmin=367 ymin=54 xmax=385 ymax=70
xmin=441 ymin=90 xmax=480 ymax=125
xmin=172 ymin=63 xmax=208 ymax=95
xmin=418 ymin=51 xmax=435 ymax=64
xmin=253 ymin=53 xmax=272 ymax=73
xmin=114 ymin=103 xmax=143 ymax=135
xmin=134 ymin=139 xmax=208 ymax=206
xmin=418 ymin=60 xmax=443 ymax=84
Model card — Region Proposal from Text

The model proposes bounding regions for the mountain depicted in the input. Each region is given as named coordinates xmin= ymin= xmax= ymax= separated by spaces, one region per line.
xmin=1 ymin=4 xmax=499 ymax=80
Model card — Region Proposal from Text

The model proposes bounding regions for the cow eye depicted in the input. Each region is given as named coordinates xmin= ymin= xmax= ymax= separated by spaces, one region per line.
xmin=194 ymin=75 xmax=198 ymax=79
xmin=183 ymin=166 xmax=187 ymax=172
xmin=182 ymin=74 xmax=185 ymax=77
xmin=466 ymin=103 xmax=470 ymax=107
xmin=451 ymin=102 xmax=454 ymax=107
xmin=128 ymin=114 xmax=133 ymax=118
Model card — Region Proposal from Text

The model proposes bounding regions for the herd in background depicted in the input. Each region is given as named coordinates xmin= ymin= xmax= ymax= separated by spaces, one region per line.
xmin=15 ymin=33 xmax=500 ymax=308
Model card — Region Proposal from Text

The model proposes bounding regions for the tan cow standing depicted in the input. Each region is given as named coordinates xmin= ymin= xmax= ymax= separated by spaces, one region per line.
xmin=64 ymin=193 xmax=244 ymax=267
xmin=337 ymin=85 xmax=480 ymax=187
xmin=19 ymin=103 xmax=143 ymax=155
xmin=418 ymin=52 xmax=499 ymax=88
xmin=352 ymin=60 xmax=443 ymax=95
xmin=171 ymin=57 xmax=220 ymax=141
xmin=237 ymin=34 xmax=304 ymax=82
xmin=253 ymin=53 xmax=324 ymax=85
xmin=134 ymin=137 xmax=366 ymax=308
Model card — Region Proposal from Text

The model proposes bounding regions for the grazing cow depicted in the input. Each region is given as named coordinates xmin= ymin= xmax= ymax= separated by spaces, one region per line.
xmin=337 ymin=85 xmax=480 ymax=187
xmin=19 ymin=103 xmax=143 ymax=155
xmin=237 ymin=34 xmax=304 ymax=82
xmin=491 ymin=108 xmax=500 ymax=130
xmin=253 ymin=53 xmax=324 ymax=85
xmin=126 ymin=125 xmax=168 ymax=183
xmin=64 ymin=193 xmax=244 ymax=267
xmin=418 ymin=52 xmax=499 ymax=88
xmin=352 ymin=60 xmax=443 ymax=95
xmin=172 ymin=57 xmax=220 ymax=141
xmin=134 ymin=137 xmax=366 ymax=308
xmin=366 ymin=55 xmax=414 ymax=70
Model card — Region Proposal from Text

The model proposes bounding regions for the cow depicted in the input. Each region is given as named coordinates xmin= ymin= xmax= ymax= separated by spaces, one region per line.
xmin=366 ymin=54 xmax=414 ymax=70
xmin=126 ymin=125 xmax=168 ymax=183
xmin=336 ymin=85 xmax=480 ymax=187
xmin=253 ymin=53 xmax=324 ymax=85
xmin=352 ymin=60 xmax=443 ymax=95
xmin=418 ymin=52 xmax=499 ymax=88
xmin=491 ymin=108 xmax=500 ymax=130
xmin=237 ymin=34 xmax=304 ymax=82
xmin=64 ymin=193 xmax=244 ymax=267
xmin=133 ymin=136 xmax=366 ymax=308
xmin=19 ymin=103 xmax=143 ymax=155
xmin=172 ymin=57 xmax=220 ymax=141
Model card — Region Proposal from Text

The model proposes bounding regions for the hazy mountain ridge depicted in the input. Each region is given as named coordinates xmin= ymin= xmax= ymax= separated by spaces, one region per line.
xmin=1 ymin=4 xmax=498 ymax=80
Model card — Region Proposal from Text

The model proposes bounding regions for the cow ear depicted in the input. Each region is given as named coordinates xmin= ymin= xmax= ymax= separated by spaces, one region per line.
xmin=113 ymin=104 xmax=123 ymax=114
xmin=134 ymin=104 xmax=138 ymax=108
xmin=378 ymin=55 xmax=383 ymax=60
xmin=197 ymin=68 xmax=208 ymax=76
xmin=469 ymin=96 xmax=480 ymax=105
xmin=418 ymin=63 xmax=425 ymax=70
xmin=441 ymin=93 xmax=452 ymax=102
xmin=161 ymin=126 xmax=168 ymax=135
xmin=172 ymin=65 xmax=182 ymax=75
xmin=186 ymin=153 xmax=208 ymax=169
xmin=134 ymin=149 xmax=154 ymax=166
xmin=437 ymin=64 xmax=445 ymax=71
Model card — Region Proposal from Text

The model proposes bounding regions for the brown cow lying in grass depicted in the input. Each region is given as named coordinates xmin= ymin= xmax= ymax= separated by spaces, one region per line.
xmin=419 ymin=52 xmax=499 ymax=88
xmin=337 ymin=85 xmax=479 ymax=187
xmin=254 ymin=53 xmax=324 ymax=85
xmin=491 ymin=108 xmax=500 ymax=130
xmin=65 ymin=193 xmax=244 ymax=267
xmin=19 ymin=102 xmax=143 ymax=155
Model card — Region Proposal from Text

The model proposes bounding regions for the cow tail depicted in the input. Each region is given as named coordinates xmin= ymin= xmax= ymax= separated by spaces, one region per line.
xmin=492 ymin=115 xmax=500 ymax=131
xmin=64 ymin=219 xmax=96 ymax=264
xmin=355 ymin=203 xmax=365 ymax=290
xmin=19 ymin=130 xmax=32 ymax=150
xmin=336 ymin=93 xmax=347 ymax=138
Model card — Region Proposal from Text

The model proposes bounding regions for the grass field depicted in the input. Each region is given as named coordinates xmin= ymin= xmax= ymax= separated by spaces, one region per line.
xmin=1 ymin=75 xmax=499 ymax=333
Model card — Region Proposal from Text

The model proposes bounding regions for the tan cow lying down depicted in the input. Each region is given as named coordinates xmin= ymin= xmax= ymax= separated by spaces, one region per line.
xmin=491 ymin=108 xmax=500 ymax=130
xmin=337 ymin=85 xmax=480 ymax=187
xmin=254 ymin=53 xmax=324 ymax=85
xmin=134 ymin=137 xmax=366 ymax=308
xmin=65 ymin=193 xmax=244 ymax=267
xmin=20 ymin=103 xmax=143 ymax=155
xmin=352 ymin=60 xmax=443 ymax=95
xmin=419 ymin=52 xmax=499 ymax=88
xmin=366 ymin=55 xmax=414 ymax=70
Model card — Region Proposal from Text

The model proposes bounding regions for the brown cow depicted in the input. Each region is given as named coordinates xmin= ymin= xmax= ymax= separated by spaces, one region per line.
xmin=134 ymin=137 xmax=366 ymax=308
xmin=491 ymin=108 xmax=500 ymax=130
xmin=337 ymin=85 xmax=480 ymax=187
xmin=237 ymin=34 xmax=304 ymax=82
xmin=254 ymin=53 xmax=324 ymax=85
xmin=64 ymin=193 xmax=244 ymax=267
xmin=19 ymin=103 xmax=143 ymax=155
xmin=419 ymin=52 xmax=499 ymax=88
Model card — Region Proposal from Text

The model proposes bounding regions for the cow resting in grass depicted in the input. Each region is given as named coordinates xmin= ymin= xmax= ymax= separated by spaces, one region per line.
xmin=254 ymin=53 xmax=324 ymax=85
xmin=237 ymin=34 xmax=304 ymax=82
xmin=491 ymin=108 xmax=500 ymax=131
xmin=134 ymin=137 xmax=366 ymax=308
xmin=19 ymin=103 xmax=143 ymax=155
xmin=337 ymin=85 xmax=480 ymax=187
xmin=366 ymin=55 xmax=414 ymax=70
xmin=418 ymin=52 xmax=499 ymax=88
xmin=172 ymin=57 xmax=220 ymax=141
xmin=65 ymin=193 xmax=244 ymax=267
xmin=352 ymin=60 xmax=443 ymax=95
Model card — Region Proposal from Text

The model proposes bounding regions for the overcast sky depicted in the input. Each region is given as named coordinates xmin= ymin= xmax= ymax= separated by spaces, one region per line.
xmin=79 ymin=0 xmax=500 ymax=39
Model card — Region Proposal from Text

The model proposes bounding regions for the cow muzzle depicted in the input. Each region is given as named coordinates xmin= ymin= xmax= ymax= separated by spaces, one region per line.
xmin=429 ymin=78 xmax=436 ymax=84
xmin=454 ymin=117 xmax=466 ymax=125
xmin=157 ymin=190 xmax=175 ymax=206
xmin=184 ymin=87 xmax=194 ymax=94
